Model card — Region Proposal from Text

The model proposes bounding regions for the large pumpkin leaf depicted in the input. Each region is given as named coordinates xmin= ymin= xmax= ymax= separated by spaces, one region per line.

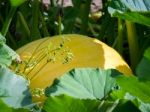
xmin=139 ymin=100 xmax=150 ymax=112
xmin=45 ymin=68 xmax=121 ymax=100
xmin=0 ymin=99 xmax=12 ymax=112
xmin=0 ymin=34 xmax=9 ymax=66
xmin=0 ymin=99 xmax=29 ymax=112
xmin=0 ymin=67 xmax=32 ymax=108
xmin=109 ymin=0 xmax=150 ymax=12
xmin=136 ymin=47 xmax=150 ymax=80
xmin=0 ymin=45 xmax=12 ymax=67
xmin=108 ymin=0 xmax=150 ymax=26
xmin=116 ymin=76 xmax=150 ymax=103
xmin=0 ymin=44 xmax=20 ymax=67
xmin=108 ymin=76 xmax=150 ymax=112
xmin=43 ymin=94 xmax=140 ymax=112
xmin=0 ymin=33 xmax=6 ymax=45
xmin=125 ymin=93 xmax=150 ymax=112
xmin=110 ymin=91 xmax=150 ymax=112
xmin=0 ymin=34 xmax=20 ymax=67
xmin=98 ymin=98 xmax=140 ymax=112
xmin=43 ymin=95 xmax=100 ymax=112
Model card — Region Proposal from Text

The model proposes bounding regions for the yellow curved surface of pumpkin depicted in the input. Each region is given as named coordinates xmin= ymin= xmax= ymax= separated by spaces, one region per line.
xmin=16 ymin=34 xmax=132 ymax=91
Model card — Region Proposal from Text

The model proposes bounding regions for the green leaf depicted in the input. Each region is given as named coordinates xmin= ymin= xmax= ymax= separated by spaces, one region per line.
xmin=0 ymin=44 xmax=20 ymax=67
xmin=136 ymin=47 xmax=150 ymax=80
xmin=116 ymin=76 xmax=150 ymax=103
xmin=97 ymin=99 xmax=140 ymax=112
xmin=45 ymin=68 xmax=121 ymax=100
xmin=43 ymin=95 xmax=100 ymax=112
xmin=113 ymin=99 xmax=141 ymax=112
xmin=0 ymin=67 xmax=32 ymax=108
xmin=43 ymin=94 xmax=140 ymax=112
xmin=10 ymin=0 xmax=27 ymax=7
xmin=108 ymin=0 xmax=150 ymax=26
xmin=125 ymin=93 xmax=150 ymax=112
xmin=144 ymin=47 xmax=150 ymax=60
xmin=0 ymin=45 xmax=12 ymax=67
xmin=0 ymin=99 xmax=12 ymax=112
xmin=0 ymin=33 xmax=6 ymax=45
xmin=0 ymin=99 xmax=29 ymax=112
xmin=109 ymin=88 xmax=150 ymax=112
xmin=139 ymin=101 xmax=150 ymax=112
xmin=109 ymin=0 xmax=150 ymax=12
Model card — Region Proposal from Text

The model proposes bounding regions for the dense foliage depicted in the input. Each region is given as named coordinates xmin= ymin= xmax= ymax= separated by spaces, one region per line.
xmin=0 ymin=0 xmax=150 ymax=111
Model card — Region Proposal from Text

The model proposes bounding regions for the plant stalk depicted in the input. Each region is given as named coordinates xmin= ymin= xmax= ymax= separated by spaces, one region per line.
xmin=58 ymin=15 xmax=62 ymax=35
xmin=126 ymin=21 xmax=139 ymax=70
xmin=7 ymin=32 xmax=18 ymax=49
xmin=117 ymin=19 xmax=123 ymax=55
xmin=80 ymin=0 xmax=92 ymax=34
xmin=17 ymin=11 xmax=30 ymax=38
xmin=31 ymin=0 xmax=41 ymax=40
xmin=39 ymin=11 xmax=49 ymax=37
xmin=1 ymin=7 xmax=17 ymax=36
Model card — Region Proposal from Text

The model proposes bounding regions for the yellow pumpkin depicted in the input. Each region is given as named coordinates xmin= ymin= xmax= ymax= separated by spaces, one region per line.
xmin=16 ymin=34 xmax=132 ymax=95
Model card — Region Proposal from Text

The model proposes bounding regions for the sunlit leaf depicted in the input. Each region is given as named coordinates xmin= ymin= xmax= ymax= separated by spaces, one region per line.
xmin=108 ymin=0 xmax=150 ymax=26
xmin=0 ymin=67 xmax=32 ymax=108
xmin=10 ymin=0 xmax=27 ymax=7
xmin=116 ymin=76 xmax=150 ymax=103
xmin=0 ymin=33 xmax=20 ymax=67
xmin=0 ymin=45 xmax=12 ymax=67
xmin=110 ymin=92 xmax=150 ymax=112
xmin=125 ymin=93 xmax=150 ymax=112
xmin=43 ymin=94 xmax=140 ymax=112
xmin=139 ymin=101 xmax=150 ymax=112
xmin=43 ymin=95 xmax=100 ymax=112
xmin=0 ymin=44 xmax=20 ymax=67
xmin=45 ymin=68 xmax=121 ymax=100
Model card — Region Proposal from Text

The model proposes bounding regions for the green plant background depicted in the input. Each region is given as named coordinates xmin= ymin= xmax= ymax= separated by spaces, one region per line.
xmin=0 ymin=0 xmax=150 ymax=111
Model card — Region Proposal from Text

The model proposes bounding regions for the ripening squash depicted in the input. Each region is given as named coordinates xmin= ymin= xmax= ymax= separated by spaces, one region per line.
xmin=16 ymin=34 xmax=132 ymax=94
